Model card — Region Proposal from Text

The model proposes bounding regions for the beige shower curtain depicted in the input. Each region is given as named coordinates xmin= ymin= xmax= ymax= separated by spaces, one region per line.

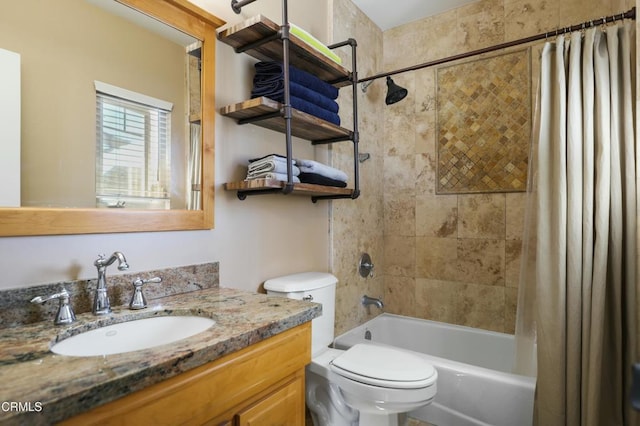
xmin=516 ymin=22 xmax=638 ymax=426
xmin=187 ymin=123 xmax=202 ymax=210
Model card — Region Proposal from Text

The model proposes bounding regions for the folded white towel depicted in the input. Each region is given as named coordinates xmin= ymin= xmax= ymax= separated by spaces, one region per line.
xmin=249 ymin=154 xmax=295 ymax=166
xmin=295 ymin=159 xmax=348 ymax=182
xmin=248 ymin=161 xmax=300 ymax=176
xmin=246 ymin=172 xmax=300 ymax=183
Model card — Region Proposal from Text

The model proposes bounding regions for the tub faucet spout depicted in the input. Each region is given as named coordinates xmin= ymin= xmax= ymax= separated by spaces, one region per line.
xmin=362 ymin=295 xmax=383 ymax=309
xmin=93 ymin=251 xmax=129 ymax=315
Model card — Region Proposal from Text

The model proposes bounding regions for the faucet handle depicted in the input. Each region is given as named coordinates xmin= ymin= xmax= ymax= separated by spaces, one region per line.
xmin=31 ymin=288 xmax=76 ymax=325
xmin=358 ymin=253 xmax=375 ymax=278
xmin=129 ymin=277 xmax=162 ymax=310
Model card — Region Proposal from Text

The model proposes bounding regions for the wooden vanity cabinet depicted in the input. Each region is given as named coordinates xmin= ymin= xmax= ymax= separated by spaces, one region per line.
xmin=234 ymin=374 xmax=304 ymax=425
xmin=62 ymin=322 xmax=310 ymax=426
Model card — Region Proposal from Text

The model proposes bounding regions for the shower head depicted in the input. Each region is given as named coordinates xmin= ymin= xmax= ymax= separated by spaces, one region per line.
xmin=385 ymin=76 xmax=408 ymax=105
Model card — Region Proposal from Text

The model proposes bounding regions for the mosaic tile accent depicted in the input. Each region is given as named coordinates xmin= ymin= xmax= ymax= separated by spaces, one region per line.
xmin=436 ymin=49 xmax=531 ymax=194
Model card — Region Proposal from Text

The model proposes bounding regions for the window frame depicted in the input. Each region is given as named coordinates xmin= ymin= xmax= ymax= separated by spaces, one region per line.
xmin=94 ymin=81 xmax=173 ymax=209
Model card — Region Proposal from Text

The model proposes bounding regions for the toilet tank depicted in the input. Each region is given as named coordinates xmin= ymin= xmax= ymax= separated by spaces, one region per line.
xmin=264 ymin=272 xmax=337 ymax=357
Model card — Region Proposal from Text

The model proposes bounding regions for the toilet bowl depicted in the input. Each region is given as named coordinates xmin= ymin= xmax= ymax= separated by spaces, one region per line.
xmin=264 ymin=272 xmax=437 ymax=426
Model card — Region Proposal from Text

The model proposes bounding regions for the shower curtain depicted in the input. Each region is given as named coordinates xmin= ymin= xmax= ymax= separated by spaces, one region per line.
xmin=187 ymin=123 xmax=202 ymax=210
xmin=516 ymin=22 xmax=638 ymax=426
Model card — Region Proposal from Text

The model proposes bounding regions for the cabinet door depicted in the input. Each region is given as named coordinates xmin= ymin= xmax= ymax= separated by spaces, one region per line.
xmin=235 ymin=375 xmax=304 ymax=426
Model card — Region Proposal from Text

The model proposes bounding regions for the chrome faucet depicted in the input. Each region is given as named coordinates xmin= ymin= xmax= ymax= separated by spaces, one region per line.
xmin=93 ymin=252 xmax=129 ymax=315
xmin=31 ymin=287 xmax=76 ymax=325
xmin=361 ymin=295 xmax=383 ymax=309
xmin=129 ymin=276 xmax=162 ymax=310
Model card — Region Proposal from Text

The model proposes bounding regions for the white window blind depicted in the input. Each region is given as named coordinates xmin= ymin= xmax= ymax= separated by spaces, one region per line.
xmin=95 ymin=83 xmax=172 ymax=209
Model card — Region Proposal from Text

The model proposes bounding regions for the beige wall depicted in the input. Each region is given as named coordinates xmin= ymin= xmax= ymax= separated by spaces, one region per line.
xmin=0 ymin=0 xmax=187 ymax=208
xmin=380 ymin=0 xmax=633 ymax=333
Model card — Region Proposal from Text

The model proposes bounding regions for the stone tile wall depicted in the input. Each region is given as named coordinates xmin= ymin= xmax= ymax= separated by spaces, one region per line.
xmin=436 ymin=49 xmax=531 ymax=194
xmin=381 ymin=0 xmax=630 ymax=333
xmin=330 ymin=0 xmax=632 ymax=336
xmin=331 ymin=0 xmax=385 ymax=335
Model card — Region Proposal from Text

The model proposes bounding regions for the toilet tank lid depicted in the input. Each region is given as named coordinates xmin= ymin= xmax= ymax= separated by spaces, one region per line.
xmin=264 ymin=272 xmax=337 ymax=292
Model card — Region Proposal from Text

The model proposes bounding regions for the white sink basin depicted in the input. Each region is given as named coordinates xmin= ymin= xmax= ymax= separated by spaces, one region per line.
xmin=51 ymin=316 xmax=216 ymax=357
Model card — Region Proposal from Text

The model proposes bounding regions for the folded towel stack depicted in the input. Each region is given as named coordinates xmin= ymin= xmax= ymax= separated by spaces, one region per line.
xmin=245 ymin=154 xmax=300 ymax=183
xmin=289 ymin=23 xmax=342 ymax=65
xmin=251 ymin=61 xmax=341 ymax=126
xmin=296 ymin=158 xmax=348 ymax=188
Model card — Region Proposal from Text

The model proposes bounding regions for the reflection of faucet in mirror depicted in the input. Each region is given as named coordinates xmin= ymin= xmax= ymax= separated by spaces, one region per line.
xmin=93 ymin=252 xmax=129 ymax=315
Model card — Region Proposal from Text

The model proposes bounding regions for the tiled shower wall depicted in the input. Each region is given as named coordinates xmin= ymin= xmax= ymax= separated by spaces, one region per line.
xmin=331 ymin=0 xmax=385 ymax=335
xmin=380 ymin=0 xmax=633 ymax=333
xmin=331 ymin=0 xmax=632 ymax=336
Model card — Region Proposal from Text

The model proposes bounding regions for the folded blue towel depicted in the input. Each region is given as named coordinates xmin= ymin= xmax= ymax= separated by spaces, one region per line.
xmin=287 ymin=96 xmax=340 ymax=125
xmin=299 ymin=172 xmax=347 ymax=188
xmin=250 ymin=89 xmax=340 ymax=125
xmin=251 ymin=80 xmax=339 ymax=113
xmin=253 ymin=61 xmax=339 ymax=100
xmin=251 ymin=62 xmax=341 ymax=125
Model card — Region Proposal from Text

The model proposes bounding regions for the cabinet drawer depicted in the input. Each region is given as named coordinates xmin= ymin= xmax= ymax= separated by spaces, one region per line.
xmin=235 ymin=373 xmax=304 ymax=425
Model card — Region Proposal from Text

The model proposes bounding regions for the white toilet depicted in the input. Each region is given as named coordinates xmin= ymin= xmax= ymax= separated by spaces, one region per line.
xmin=264 ymin=272 xmax=437 ymax=426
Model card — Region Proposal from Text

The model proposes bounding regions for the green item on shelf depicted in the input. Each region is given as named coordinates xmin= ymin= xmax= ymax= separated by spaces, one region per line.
xmin=289 ymin=23 xmax=342 ymax=65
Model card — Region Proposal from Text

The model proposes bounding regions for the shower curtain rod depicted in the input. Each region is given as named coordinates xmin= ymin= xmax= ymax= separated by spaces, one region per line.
xmin=358 ymin=7 xmax=636 ymax=84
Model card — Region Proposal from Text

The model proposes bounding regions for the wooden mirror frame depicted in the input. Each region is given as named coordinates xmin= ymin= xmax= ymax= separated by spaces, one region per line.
xmin=0 ymin=0 xmax=224 ymax=237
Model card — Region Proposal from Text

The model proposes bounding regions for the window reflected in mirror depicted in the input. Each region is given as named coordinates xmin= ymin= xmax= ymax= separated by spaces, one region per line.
xmin=95 ymin=83 xmax=172 ymax=209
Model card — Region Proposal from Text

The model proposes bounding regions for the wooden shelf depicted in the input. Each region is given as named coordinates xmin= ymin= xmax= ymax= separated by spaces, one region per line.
xmin=224 ymin=179 xmax=354 ymax=198
xmin=220 ymin=97 xmax=352 ymax=142
xmin=218 ymin=9 xmax=359 ymax=202
xmin=216 ymin=15 xmax=351 ymax=87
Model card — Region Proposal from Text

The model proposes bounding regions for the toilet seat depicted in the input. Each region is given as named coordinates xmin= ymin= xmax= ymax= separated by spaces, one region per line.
xmin=330 ymin=343 xmax=437 ymax=389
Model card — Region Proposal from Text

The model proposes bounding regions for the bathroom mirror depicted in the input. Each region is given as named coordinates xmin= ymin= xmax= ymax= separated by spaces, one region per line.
xmin=0 ymin=0 xmax=224 ymax=236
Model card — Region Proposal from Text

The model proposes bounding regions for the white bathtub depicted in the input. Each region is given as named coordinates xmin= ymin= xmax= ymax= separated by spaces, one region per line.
xmin=332 ymin=313 xmax=536 ymax=426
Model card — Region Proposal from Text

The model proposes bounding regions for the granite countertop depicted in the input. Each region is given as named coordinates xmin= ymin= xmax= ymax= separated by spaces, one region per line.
xmin=0 ymin=287 xmax=321 ymax=425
